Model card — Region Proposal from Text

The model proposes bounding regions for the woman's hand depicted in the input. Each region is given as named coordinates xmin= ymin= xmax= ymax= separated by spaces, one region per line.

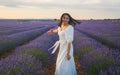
xmin=66 ymin=53 xmax=71 ymax=60
xmin=47 ymin=29 xmax=54 ymax=34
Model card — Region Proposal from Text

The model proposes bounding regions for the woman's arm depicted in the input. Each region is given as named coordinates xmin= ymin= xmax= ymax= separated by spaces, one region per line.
xmin=47 ymin=29 xmax=58 ymax=34
xmin=65 ymin=26 xmax=74 ymax=60
xmin=66 ymin=42 xmax=71 ymax=60
xmin=66 ymin=42 xmax=71 ymax=55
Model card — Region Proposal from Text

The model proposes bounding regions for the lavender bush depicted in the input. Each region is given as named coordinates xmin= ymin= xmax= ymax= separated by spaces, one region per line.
xmin=0 ymin=20 xmax=119 ymax=75
xmin=0 ymin=25 xmax=58 ymax=74
xmin=0 ymin=27 xmax=52 ymax=55
xmin=76 ymin=20 xmax=120 ymax=50
xmin=74 ymin=29 xmax=120 ymax=75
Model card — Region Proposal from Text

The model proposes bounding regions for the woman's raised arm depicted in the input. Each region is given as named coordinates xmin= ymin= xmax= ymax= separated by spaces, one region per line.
xmin=47 ymin=28 xmax=58 ymax=34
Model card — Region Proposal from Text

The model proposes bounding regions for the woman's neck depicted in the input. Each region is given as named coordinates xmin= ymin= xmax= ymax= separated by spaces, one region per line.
xmin=61 ymin=23 xmax=69 ymax=27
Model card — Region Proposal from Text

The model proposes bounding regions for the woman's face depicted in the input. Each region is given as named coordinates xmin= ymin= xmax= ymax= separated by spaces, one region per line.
xmin=62 ymin=15 xmax=70 ymax=24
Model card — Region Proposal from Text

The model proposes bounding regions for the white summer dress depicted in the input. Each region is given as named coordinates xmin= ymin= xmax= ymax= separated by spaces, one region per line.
xmin=48 ymin=25 xmax=77 ymax=75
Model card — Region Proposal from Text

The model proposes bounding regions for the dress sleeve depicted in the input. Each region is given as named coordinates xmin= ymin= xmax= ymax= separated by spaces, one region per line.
xmin=65 ymin=25 xmax=74 ymax=43
xmin=57 ymin=26 xmax=60 ymax=31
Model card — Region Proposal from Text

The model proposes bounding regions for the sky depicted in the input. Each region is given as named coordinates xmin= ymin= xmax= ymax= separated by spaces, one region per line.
xmin=0 ymin=0 xmax=120 ymax=19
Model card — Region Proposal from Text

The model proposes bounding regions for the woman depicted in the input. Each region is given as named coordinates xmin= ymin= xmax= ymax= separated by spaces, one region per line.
xmin=47 ymin=13 xmax=80 ymax=75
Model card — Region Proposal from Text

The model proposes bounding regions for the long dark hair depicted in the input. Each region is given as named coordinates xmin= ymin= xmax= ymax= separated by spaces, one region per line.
xmin=58 ymin=13 xmax=81 ymax=27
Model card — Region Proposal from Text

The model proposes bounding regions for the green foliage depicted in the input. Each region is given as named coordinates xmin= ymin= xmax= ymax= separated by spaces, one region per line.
xmin=23 ymin=47 xmax=50 ymax=66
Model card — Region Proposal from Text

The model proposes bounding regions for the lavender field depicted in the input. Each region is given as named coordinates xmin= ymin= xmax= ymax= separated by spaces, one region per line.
xmin=0 ymin=19 xmax=120 ymax=75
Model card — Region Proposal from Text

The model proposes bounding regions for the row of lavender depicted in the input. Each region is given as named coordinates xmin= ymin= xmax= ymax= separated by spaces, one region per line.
xmin=0 ymin=26 xmax=54 ymax=56
xmin=0 ymin=20 xmax=58 ymax=36
xmin=0 ymin=20 xmax=57 ymax=55
xmin=0 ymin=26 xmax=43 ymax=36
xmin=0 ymin=27 xmax=58 ymax=75
xmin=0 ymin=28 xmax=119 ymax=75
xmin=0 ymin=20 xmax=119 ymax=75
xmin=74 ymin=30 xmax=120 ymax=75
xmin=76 ymin=20 xmax=120 ymax=50
xmin=0 ymin=20 xmax=57 ymax=29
